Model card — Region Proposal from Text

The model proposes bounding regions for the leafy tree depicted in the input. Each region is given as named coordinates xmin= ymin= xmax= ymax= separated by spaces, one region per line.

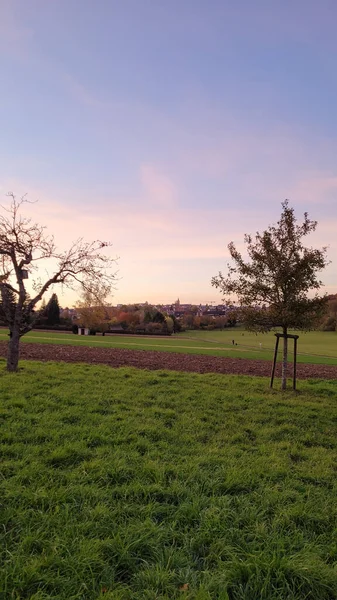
xmin=116 ymin=310 xmax=140 ymax=331
xmin=0 ymin=193 xmax=117 ymax=371
xmin=212 ymin=200 xmax=329 ymax=389
xmin=320 ymin=295 xmax=337 ymax=331
xmin=165 ymin=316 xmax=174 ymax=334
xmin=76 ymin=285 xmax=113 ymax=332
xmin=321 ymin=316 xmax=336 ymax=332
xmin=182 ymin=313 xmax=195 ymax=329
xmin=171 ymin=314 xmax=181 ymax=333
xmin=0 ymin=287 xmax=31 ymax=331
xmin=45 ymin=293 xmax=60 ymax=325
xmin=153 ymin=309 xmax=165 ymax=324
xmin=214 ymin=315 xmax=228 ymax=329
xmin=144 ymin=307 xmax=165 ymax=324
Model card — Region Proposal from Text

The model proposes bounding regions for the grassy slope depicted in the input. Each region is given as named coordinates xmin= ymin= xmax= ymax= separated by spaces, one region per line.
xmin=0 ymin=328 xmax=336 ymax=365
xmin=1 ymin=360 xmax=337 ymax=599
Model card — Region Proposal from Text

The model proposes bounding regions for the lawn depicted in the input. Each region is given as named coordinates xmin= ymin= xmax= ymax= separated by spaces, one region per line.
xmin=0 ymin=327 xmax=336 ymax=365
xmin=1 ymin=360 xmax=337 ymax=599
xmin=185 ymin=329 xmax=337 ymax=360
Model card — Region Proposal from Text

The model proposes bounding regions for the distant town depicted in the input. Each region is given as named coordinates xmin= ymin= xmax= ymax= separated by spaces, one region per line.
xmin=60 ymin=299 xmax=232 ymax=320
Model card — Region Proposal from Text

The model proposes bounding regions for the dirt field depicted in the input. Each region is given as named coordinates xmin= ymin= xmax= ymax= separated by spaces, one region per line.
xmin=1 ymin=341 xmax=337 ymax=380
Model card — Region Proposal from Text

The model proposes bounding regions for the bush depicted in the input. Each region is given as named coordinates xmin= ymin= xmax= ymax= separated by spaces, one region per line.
xmin=72 ymin=324 xmax=79 ymax=334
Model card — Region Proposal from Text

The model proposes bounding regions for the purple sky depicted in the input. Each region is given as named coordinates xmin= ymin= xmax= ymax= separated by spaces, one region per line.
xmin=1 ymin=0 xmax=336 ymax=305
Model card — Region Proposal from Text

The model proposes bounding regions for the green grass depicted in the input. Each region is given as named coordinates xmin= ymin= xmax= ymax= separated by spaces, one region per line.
xmin=0 ymin=327 xmax=336 ymax=365
xmin=185 ymin=329 xmax=337 ymax=360
xmin=1 ymin=360 xmax=337 ymax=599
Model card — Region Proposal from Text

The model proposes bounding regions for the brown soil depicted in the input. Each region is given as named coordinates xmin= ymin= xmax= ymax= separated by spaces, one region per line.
xmin=0 ymin=341 xmax=337 ymax=380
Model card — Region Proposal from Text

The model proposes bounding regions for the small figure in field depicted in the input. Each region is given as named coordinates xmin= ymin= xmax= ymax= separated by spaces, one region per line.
xmin=232 ymin=339 xmax=235 ymax=345
xmin=259 ymin=343 xmax=262 ymax=349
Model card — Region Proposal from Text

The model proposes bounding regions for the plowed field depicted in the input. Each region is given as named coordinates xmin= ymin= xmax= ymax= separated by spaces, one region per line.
xmin=1 ymin=341 xmax=337 ymax=379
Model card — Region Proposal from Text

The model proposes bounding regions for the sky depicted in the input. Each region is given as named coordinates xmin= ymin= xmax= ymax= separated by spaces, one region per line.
xmin=1 ymin=0 xmax=337 ymax=306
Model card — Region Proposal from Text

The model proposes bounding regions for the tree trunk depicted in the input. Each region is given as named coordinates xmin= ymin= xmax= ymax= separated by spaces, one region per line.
xmin=7 ymin=327 xmax=21 ymax=372
xmin=281 ymin=328 xmax=288 ymax=390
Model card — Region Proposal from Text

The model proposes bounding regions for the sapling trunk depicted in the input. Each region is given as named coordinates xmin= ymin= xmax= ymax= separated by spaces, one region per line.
xmin=281 ymin=328 xmax=288 ymax=390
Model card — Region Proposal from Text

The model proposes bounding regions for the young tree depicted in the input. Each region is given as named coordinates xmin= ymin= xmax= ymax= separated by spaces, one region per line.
xmin=0 ymin=193 xmax=117 ymax=371
xmin=211 ymin=200 xmax=329 ymax=389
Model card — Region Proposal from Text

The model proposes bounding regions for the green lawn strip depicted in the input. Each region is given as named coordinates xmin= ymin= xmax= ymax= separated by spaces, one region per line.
xmin=180 ymin=329 xmax=337 ymax=359
xmin=0 ymin=330 xmax=336 ymax=365
xmin=1 ymin=360 xmax=337 ymax=599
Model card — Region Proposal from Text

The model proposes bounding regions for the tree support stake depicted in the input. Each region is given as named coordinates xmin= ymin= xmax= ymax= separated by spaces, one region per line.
xmin=270 ymin=333 xmax=299 ymax=390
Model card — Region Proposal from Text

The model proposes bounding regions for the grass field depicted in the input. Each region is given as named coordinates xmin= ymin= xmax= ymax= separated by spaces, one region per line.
xmin=1 ymin=360 xmax=337 ymax=599
xmin=0 ymin=327 xmax=336 ymax=365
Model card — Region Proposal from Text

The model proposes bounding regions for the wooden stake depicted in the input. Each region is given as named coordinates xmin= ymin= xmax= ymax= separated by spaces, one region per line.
xmin=270 ymin=335 xmax=280 ymax=388
xmin=293 ymin=336 xmax=298 ymax=390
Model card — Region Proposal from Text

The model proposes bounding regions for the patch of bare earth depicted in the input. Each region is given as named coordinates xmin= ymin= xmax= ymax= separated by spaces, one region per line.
xmin=0 ymin=341 xmax=337 ymax=380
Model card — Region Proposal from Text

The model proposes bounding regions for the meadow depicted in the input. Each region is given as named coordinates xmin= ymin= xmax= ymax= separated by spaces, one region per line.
xmin=0 ymin=327 xmax=336 ymax=365
xmin=1 ymin=360 xmax=337 ymax=599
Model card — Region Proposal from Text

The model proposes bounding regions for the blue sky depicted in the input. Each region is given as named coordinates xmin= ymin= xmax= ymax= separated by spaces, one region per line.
xmin=1 ymin=0 xmax=337 ymax=305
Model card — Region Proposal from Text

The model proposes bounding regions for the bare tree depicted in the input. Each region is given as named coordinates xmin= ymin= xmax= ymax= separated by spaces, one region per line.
xmin=0 ymin=193 xmax=117 ymax=371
